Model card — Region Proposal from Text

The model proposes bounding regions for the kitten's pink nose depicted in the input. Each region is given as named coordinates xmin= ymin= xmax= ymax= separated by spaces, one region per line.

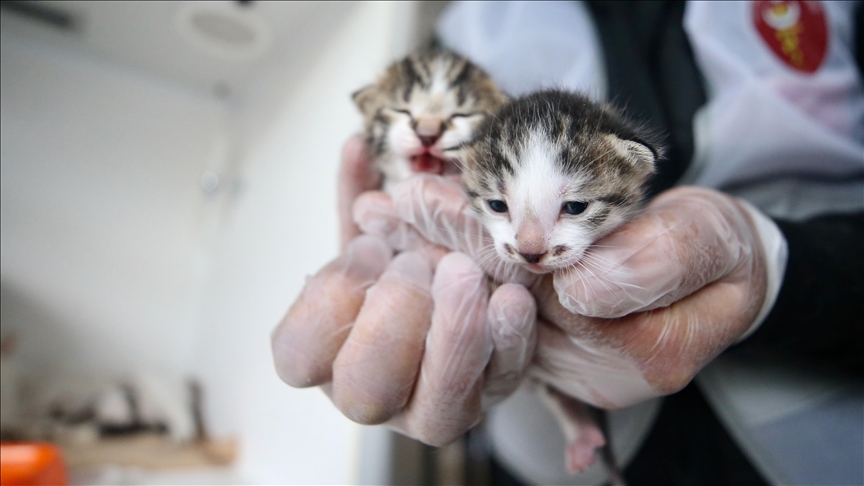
xmin=516 ymin=220 xmax=547 ymax=259
xmin=414 ymin=117 xmax=444 ymax=147
xmin=519 ymin=252 xmax=546 ymax=264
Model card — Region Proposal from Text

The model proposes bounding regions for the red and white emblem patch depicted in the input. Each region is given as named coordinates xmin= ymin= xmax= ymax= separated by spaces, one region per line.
xmin=753 ymin=0 xmax=828 ymax=73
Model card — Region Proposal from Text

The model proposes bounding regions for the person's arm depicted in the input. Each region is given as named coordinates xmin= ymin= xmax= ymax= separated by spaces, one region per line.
xmin=732 ymin=212 xmax=864 ymax=375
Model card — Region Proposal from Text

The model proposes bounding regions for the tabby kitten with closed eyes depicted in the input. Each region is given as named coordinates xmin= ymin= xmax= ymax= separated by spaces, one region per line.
xmin=352 ymin=48 xmax=508 ymax=192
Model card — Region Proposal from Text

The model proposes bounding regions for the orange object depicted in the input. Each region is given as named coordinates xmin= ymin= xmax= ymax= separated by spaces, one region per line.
xmin=0 ymin=443 xmax=68 ymax=486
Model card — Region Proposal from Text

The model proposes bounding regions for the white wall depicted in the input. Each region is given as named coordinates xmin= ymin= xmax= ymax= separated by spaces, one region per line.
xmin=0 ymin=35 xmax=228 ymax=380
xmin=190 ymin=3 xmax=402 ymax=482
xmin=1 ymin=1 xmax=412 ymax=484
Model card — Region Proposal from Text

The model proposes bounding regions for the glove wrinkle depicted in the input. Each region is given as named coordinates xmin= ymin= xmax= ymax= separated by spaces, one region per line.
xmin=272 ymin=235 xmax=392 ymax=388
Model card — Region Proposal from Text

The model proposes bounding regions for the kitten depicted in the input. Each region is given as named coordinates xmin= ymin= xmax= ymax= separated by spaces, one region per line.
xmin=352 ymin=48 xmax=508 ymax=192
xmin=454 ymin=90 xmax=661 ymax=483
xmin=456 ymin=89 xmax=659 ymax=273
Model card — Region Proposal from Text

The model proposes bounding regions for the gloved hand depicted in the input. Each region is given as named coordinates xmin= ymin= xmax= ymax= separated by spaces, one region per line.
xmin=272 ymin=136 xmax=537 ymax=446
xmin=365 ymin=174 xmax=778 ymax=409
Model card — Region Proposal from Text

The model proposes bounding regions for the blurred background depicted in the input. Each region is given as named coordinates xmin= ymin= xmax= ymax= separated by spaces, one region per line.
xmin=0 ymin=1 xmax=449 ymax=483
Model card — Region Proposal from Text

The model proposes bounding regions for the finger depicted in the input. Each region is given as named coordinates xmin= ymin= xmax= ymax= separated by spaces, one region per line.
xmin=618 ymin=268 xmax=765 ymax=394
xmin=331 ymin=251 xmax=434 ymax=425
xmin=339 ymin=135 xmax=381 ymax=250
xmin=537 ymin=257 xmax=765 ymax=400
xmin=391 ymin=176 xmax=532 ymax=284
xmin=392 ymin=252 xmax=491 ymax=446
xmin=482 ymin=283 xmax=537 ymax=407
xmin=391 ymin=175 xmax=483 ymax=253
xmin=354 ymin=190 xmax=452 ymax=267
xmin=354 ymin=191 xmax=400 ymax=239
xmin=354 ymin=191 xmax=426 ymax=252
xmin=272 ymin=235 xmax=392 ymax=387
xmin=553 ymin=187 xmax=756 ymax=317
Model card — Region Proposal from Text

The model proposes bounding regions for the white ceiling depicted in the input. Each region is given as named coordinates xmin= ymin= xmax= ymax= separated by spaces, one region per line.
xmin=0 ymin=1 xmax=361 ymax=98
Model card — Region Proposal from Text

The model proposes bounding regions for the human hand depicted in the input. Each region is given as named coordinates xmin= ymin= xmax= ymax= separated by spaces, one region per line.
xmin=353 ymin=174 xmax=536 ymax=286
xmin=371 ymin=177 xmax=772 ymax=408
xmin=337 ymin=135 xmax=381 ymax=250
xmin=271 ymin=136 xmax=538 ymax=446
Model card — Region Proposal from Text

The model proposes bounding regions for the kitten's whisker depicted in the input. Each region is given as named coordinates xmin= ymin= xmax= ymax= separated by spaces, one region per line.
xmin=579 ymin=257 xmax=620 ymax=276
xmin=474 ymin=248 xmax=503 ymax=269
xmin=568 ymin=265 xmax=601 ymax=304
xmin=576 ymin=258 xmax=618 ymax=298
xmin=581 ymin=252 xmax=638 ymax=280
xmin=581 ymin=251 xmax=626 ymax=271
xmin=581 ymin=257 xmax=632 ymax=281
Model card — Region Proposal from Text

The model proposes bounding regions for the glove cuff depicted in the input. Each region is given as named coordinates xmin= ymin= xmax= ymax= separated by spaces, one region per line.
xmin=736 ymin=200 xmax=788 ymax=342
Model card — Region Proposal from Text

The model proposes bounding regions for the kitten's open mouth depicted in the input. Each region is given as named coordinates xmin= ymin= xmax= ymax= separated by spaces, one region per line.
xmin=410 ymin=153 xmax=448 ymax=175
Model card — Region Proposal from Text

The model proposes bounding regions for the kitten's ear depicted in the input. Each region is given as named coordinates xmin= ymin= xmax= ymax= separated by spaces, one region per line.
xmin=351 ymin=85 xmax=379 ymax=116
xmin=604 ymin=134 xmax=658 ymax=174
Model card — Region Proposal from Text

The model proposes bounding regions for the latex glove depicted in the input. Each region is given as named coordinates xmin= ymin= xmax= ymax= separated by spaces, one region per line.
xmin=272 ymin=136 xmax=537 ymax=446
xmin=354 ymin=175 xmax=536 ymax=286
xmin=369 ymin=175 xmax=778 ymax=409
xmin=338 ymin=135 xmax=381 ymax=249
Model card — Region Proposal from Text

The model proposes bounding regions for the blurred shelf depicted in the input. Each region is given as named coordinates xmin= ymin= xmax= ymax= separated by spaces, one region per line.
xmin=60 ymin=433 xmax=236 ymax=470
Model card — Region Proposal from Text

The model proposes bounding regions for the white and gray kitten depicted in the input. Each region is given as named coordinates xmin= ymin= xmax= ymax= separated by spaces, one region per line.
xmin=454 ymin=90 xmax=661 ymax=482
xmin=456 ymin=89 xmax=659 ymax=273
xmin=352 ymin=48 xmax=507 ymax=192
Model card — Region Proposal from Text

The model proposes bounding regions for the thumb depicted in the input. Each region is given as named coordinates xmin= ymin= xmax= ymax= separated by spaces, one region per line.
xmin=391 ymin=176 xmax=533 ymax=284
xmin=339 ymin=135 xmax=381 ymax=249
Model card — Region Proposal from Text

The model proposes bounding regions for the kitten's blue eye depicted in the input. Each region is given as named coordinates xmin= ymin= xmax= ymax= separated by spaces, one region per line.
xmin=488 ymin=200 xmax=508 ymax=213
xmin=562 ymin=201 xmax=588 ymax=215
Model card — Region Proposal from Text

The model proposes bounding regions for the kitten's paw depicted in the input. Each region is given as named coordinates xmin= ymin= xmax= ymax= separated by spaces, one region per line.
xmin=565 ymin=427 xmax=606 ymax=474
